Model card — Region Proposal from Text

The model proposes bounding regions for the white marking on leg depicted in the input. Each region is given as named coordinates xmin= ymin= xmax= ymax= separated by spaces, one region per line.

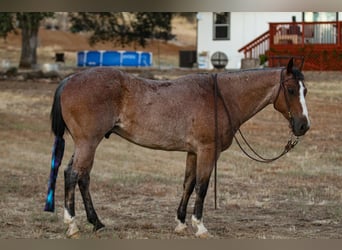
xmin=64 ymin=208 xmax=80 ymax=237
xmin=64 ymin=208 xmax=74 ymax=224
xmin=191 ymin=215 xmax=209 ymax=237
xmin=174 ymin=216 xmax=187 ymax=233
xmin=299 ymin=81 xmax=310 ymax=127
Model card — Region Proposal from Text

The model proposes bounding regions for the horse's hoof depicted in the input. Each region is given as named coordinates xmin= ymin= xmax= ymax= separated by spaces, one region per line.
xmin=96 ymin=226 xmax=105 ymax=232
xmin=95 ymin=222 xmax=105 ymax=231
xmin=191 ymin=215 xmax=212 ymax=238
xmin=95 ymin=225 xmax=105 ymax=235
xmin=66 ymin=228 xmax=80 ymax=239
xmin=174 ymin=217 xmax=188 ymax=234
xmin=175 ymin=222 xmax=188 ymax=234
xmin=68 ymin=231 xmax=80 ymax=239
xmin=196 ymin=231 xmax=212 ymax=239
xmin=66 ymin=222 xmax=80 ymax=239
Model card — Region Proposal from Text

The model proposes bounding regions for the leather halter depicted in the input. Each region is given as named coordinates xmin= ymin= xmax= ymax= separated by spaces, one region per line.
xmin=275 ymin=68 xmax=298 ymax=127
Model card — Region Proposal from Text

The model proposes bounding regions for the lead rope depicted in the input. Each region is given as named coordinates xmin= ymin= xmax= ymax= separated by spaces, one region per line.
xmin=213 ymin=74 xmax=219 ymax=209
xmin=212 ymin=73 xmax=299 ymax=208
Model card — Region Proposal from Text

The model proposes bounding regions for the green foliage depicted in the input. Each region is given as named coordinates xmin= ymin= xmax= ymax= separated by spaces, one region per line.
xmin=16 ymin=12 xmax=54 ymax=31
xmin=259 ymin=54 xmax=268 ymax=65
xmin=0 ymin=12 xmax=54 ymax=38
xmin=133 ymin=12 xmax=173 ymax=46
xmin=0 ymin=13 xmax=16 ymax=39
xmin=69 ymin=12 xmax=173 ymax=48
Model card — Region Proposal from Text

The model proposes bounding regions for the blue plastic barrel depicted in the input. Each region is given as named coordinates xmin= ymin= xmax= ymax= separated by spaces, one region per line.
xmin=139 ymin=52 xmax=152 ymax=67
xmin=86 ymin=51 xmax=101 ymax=66
xmin=77 ymin=50 xmax=152 ymax=67
xmin=122 ymin=51 xmax=139 ymax=66
xmin=102 ymin=51 xmax=121 ymax=66
xmin=77 ymin=51 xmax=86 ymax=67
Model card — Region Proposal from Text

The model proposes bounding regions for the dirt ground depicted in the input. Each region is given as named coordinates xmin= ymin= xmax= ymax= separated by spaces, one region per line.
xmin=0 ymin=69 xmax=341 ymax=239
xmin=0 ymin=15 xmax=342 ymax=239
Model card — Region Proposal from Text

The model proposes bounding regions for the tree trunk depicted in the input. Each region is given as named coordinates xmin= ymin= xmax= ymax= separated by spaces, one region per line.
xmin=15 ymin=13 xmax=53 ymax=69
xmin=19 ymin=26 xmax=39 ymax=69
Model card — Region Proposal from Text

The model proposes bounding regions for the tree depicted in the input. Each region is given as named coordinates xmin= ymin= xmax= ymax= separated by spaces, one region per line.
xmin=0 ymin=12 xmax=54 ymax=68
xmin=16 ymin=13 xmax=54 ymax=68
xmin=69 ymin=12 xmax=173 ymax=48
xmin=0 ymin=13 xmax=16 ymax=40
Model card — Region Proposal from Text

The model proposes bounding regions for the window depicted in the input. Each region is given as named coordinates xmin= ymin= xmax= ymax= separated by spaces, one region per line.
xmin=213 ymin=12 xmax=230 ymax=40
xmin=303 ymin=12 xmax=338 ymax=22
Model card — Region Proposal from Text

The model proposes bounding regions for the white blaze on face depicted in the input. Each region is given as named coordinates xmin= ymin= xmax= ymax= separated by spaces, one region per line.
xmin=299 ymin=81 xmax=310 ymax=127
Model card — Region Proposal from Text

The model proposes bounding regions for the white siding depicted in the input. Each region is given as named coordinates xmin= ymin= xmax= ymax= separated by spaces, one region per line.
xmin=197 ymin=12 xmax=302 ymax=69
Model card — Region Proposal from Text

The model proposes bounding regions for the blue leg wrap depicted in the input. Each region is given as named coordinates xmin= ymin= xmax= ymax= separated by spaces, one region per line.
xmin=44 ymin=136 xmax=65 ymax=212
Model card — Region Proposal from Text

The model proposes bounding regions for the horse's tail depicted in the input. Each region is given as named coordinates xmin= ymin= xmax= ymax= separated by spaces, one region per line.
xmin=44 ymin=79 xmax=68 ymax=212
xmin=51 ymin=79 xmax=68 ymax=138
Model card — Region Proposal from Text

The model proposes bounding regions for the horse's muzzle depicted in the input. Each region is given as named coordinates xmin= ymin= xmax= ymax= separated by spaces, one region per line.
xmin=292 ymin=116 xmax=310 ymax=136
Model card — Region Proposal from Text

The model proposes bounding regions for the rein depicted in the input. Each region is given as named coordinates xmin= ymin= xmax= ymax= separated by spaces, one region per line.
xmin=212 ymin=70 xmax=299 ymax=208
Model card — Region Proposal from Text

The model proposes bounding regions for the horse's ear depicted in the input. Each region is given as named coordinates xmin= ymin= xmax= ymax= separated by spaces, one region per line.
xmin=286 ymin=58 xmax=294 ymax=74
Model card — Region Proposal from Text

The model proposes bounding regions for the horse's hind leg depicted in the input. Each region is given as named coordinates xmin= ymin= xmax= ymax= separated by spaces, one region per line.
xmin=78 ymin=172 xmax=105 ymax=232
xmin=64 ymin=155 xmax=80 ymax=238
xmin=64 ymin=143 xmax=104 ymax=237
xmin=175 ymin=152 xmax=197 ymax=233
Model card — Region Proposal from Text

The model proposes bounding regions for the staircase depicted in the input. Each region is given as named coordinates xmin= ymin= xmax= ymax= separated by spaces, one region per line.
xmin=238 ymin=31 xmax=270 ymax=59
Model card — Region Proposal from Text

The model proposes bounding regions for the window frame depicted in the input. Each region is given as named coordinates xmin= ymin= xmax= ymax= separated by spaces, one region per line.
xmin=213 ymin=12 xmax=230 ymax=41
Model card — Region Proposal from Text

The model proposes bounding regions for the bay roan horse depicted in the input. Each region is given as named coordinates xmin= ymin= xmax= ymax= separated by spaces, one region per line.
xmin=44 ymin=58 xmax=310 ymax=238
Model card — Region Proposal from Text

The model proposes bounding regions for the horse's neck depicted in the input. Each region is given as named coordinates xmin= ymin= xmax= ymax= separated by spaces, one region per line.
xmin=220 ymin=69 xmax=281 ymax=128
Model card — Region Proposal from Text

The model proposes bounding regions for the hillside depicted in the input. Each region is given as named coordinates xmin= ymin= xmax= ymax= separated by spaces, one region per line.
xmin=0 ymin=16 xmax=196 ymax=69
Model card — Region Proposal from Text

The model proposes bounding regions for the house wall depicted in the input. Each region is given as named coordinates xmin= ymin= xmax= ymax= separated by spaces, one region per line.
xmin=197 ymin=12 xmax=302 ymax=69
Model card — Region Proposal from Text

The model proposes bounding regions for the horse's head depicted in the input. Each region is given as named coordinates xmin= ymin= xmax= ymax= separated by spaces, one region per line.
xmin=274 ymin=58 xmax=310 ymax=136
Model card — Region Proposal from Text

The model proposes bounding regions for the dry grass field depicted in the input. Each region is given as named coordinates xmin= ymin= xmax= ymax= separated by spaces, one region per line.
xmin=0 ymin=69 xmax=341 ymax=239
xmin=0 ymin=15 xmax=341 ymax=239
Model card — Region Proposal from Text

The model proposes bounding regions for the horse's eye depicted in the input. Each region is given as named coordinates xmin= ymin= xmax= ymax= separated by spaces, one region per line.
xmin=288 ymin=88 xmax=295 ymax=95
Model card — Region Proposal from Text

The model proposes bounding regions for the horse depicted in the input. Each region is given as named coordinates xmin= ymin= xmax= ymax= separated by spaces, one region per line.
xmin=44 ymin=58 xmax=310 ymax=238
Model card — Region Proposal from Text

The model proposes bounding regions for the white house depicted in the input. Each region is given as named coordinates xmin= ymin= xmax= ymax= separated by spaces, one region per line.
xmin=196 ymin=12 xmax=341 ymax=69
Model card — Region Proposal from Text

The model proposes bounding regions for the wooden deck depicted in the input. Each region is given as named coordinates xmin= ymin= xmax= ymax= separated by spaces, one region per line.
xmin=239 ymin=21 xmax=342 ymax=70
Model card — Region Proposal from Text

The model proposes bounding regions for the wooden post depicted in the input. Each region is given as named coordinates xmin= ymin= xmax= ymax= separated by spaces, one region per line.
xmin=338 ymin=21 xmax=341 ymax=47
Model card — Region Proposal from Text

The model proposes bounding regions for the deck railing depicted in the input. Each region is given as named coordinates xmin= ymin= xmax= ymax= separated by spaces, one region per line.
xmin=270 ymin=21 xmax=342 ymax=47
xmin=239 ymin=21 xmax=342 ymax=70
xmin=268 ymin=21 xmax=342 ymax=70
xmin=239 ymin=21 xmax=342 ymax=60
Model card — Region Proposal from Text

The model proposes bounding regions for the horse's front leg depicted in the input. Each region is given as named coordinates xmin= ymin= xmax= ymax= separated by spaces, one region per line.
xmin=191 ymin=146 xmax=216 ymax=238
xmin=175 ymin=152 xmax=197 ymax=234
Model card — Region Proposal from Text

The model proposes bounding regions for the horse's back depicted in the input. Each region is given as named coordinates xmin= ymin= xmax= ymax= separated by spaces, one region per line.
xmin=59 ymin=67 xmax=215 ymax=150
